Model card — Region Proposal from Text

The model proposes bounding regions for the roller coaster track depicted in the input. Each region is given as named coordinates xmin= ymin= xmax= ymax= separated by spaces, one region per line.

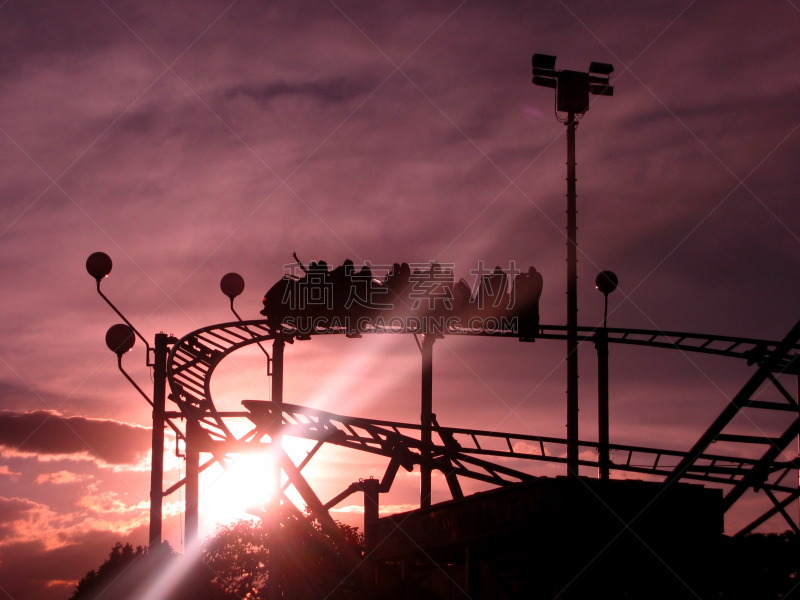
xmin=166 ymin=319 xmax=800 ymax=533
xmin=240 ymin=400 xmax=799 ymax=497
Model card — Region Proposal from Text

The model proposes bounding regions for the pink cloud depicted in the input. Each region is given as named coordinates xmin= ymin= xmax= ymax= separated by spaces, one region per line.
xmin=0 ymin=465 xmax=21 ymax=480
xmin=0 ymin=526 xmax=148 ymax=600
xmin=35 ymin=470 xmax=91 ymax=484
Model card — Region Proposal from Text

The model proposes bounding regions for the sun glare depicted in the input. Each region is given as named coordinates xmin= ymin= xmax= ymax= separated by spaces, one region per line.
xmin=198 ymin=452 xmax=275 ymax=533
xmin=195 ymin=436 xmax=322 ymax=537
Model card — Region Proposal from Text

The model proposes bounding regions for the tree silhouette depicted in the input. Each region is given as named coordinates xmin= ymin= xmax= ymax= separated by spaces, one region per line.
xmin=201 ymin=519 xmax=271 ymax=599
xmin=69 ymin=541 xmax=180 ymax=600
xmin=68 ymin=514 xmax=364 ymax=600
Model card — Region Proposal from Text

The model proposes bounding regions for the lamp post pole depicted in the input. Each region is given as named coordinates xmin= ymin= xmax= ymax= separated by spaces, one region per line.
xmin=595 ymin=271 xmax=618 ymax=481
xmin=532 ymin=54 xmax=613 ymax=481
xmin=565 ymin=112 xmax=580 ymax=479
xmin=87 ymin=253 xmax=176 ymax=549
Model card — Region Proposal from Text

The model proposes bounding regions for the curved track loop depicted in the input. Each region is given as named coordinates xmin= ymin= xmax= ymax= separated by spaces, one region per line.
xmin=166 ymin=319 xmax=800 ymax=533
xmin=166 ymin=319 xmax=799 ymax=443
xmin=167 ymin=320 xmax=277 ymax=445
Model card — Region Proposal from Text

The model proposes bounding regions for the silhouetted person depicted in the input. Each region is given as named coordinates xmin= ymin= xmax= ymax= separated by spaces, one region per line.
xmin=476 ymin=266 xmax=508 ymax=317
xmin=452 ymin=278 xmax=472 ymax=319
xmin=385 ymin=263 xmax=401 ymax=285
xmin=262 ymin=274 xmax=296 ymax=330
xmin=302 ymin=260 xmax=331 ymax=318
xmin=348 ymin=263 xmax=376 ymax=325
xmin=293 ymin=251 xmax=308 ymax=274
xmin=514 ymin=266 xmax=543 ymax=339
xmin=331 ymin=259 xmax=354 ymax=323
xmin=386 ymin=262 xmax=412 ymax=318
xmin=429 ymin=262 xmax=454 ymax=318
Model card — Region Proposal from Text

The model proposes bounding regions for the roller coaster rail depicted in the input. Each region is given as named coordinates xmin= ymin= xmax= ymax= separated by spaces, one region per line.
xmin=166 ymin=319 xmax=799 ymax=444
xmin=163 ymin=317 xmax=800 ymax=539
xmin=239 ymin=400 xmax=800 ymax=495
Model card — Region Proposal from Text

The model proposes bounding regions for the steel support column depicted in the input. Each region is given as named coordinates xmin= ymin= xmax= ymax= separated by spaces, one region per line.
xmin=184 ymin=421 xmax=199 ymax=548
xmin=271 ymin=338 xmax=284 ymax=496
xmin=362 ymin=478 xmax=380 ymax=587
xmin=363 ymin=479 xmax=380 ymax=553
xmin=595 ymin=328 xmax=610 ymax=480
xmin=268 ymin=338 xmax=284 ymax=600
xmin=421 ymin=335 xmax=434 ymax=508
xmin=149 ymin=333 xmax=167 ymax=546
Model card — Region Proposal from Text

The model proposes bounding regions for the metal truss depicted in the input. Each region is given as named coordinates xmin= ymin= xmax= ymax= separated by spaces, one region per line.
xmin=167 ymin=320 xmax=277 ymax=445
xmin=665 ymin=319 xmax=800 ymax=535
xmin=165 ymin=318 xmax=800 ymax=536
xmin=240 ymin=400 xmax=799 ymax=518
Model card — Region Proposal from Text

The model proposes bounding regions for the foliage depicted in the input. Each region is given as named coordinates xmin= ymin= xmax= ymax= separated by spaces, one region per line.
xmin=69 ymin=541 xmax=179 ymax=600
xmin=67 ymin=513 xmax=364 ymax=600
xmin=202 ymin=513 xmax=364 ymax=600
xmin=67 ymin=528 xmax=799 ymax=600
xmin=202 ymin=519 xmax=271 ymax=599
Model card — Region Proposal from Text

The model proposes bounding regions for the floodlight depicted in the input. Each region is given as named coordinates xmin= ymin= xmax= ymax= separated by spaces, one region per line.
xmin=86 ymin=252 xmax=112 ymax=281
xmin=220 ymin=272 xmax=245 ymax=299
xmin=533 ymin=76 xmax=557 ymax=89
xmin=532 ymin=54 xmax=557 ymax=70
xmin=589 ymin=62 xmax=614 ymax=76
xmin=589 ymin=83 xmax=614 ymax=97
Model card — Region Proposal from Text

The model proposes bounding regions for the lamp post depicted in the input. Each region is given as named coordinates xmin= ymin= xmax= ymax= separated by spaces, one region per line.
xmin=89 ymin=252 xmax=169 ymax=547
xmin=532 ymin=54 xmax=614 ymax=479
xmin=594 ymin=270 xmax=618 ymax=480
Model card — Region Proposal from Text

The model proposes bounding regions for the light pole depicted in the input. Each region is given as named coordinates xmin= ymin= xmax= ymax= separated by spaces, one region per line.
xmin=532 ymin=54 xmax=614 ymax=479
xmin=88 ymin=252 xmax=170 ymax=547
xmin=594 ymin=270 xmax=618 ymax=480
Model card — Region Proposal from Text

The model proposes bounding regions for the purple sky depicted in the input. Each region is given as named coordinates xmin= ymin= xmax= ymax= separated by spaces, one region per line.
xmin=1 ymin=1 xmax=800 ymax=597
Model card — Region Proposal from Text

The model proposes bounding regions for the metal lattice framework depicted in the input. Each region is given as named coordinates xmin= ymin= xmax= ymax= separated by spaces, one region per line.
xmin=168 ymin=320 xmax=276 ymax=445
xmin=239 ymin=399 xmax=799 ymax=498
xmin=166 ymin=319 xmax=800 ymax=535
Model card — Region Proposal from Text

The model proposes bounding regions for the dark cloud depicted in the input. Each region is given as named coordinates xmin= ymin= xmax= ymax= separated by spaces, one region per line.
xmin=0 ymin=410 xmax=150 ymax=465
xmin=0 ymin=496 xmax=41 ymax=524
xmin=0 ymin=525 xmax=148 ymax=600
xmin=224 ymin=77 xmax=382 ymax=106
xmin=0 ymin=2 xmax=123 ymax=78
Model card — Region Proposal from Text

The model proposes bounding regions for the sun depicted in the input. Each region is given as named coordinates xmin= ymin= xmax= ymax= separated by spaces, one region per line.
xmin=194 ymin=436 xmax=321 ymax=536
xmin=198 ymin=451 xmax=275 ymax=533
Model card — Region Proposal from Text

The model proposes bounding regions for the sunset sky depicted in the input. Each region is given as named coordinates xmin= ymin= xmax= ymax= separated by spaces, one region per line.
xmin=1 ymin=1 xmax=800 ymax=598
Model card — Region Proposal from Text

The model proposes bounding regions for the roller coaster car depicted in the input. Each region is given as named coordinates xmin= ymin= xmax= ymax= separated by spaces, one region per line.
xmin=261 ymin=261 xmax=542 ymax=337
xmin=260 ymin=274 xmax=296 ymax=328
